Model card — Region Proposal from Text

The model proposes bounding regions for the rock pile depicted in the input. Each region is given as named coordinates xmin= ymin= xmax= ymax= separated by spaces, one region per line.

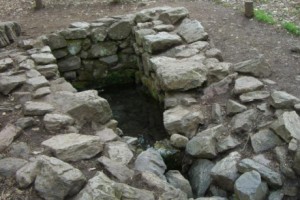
xmin=0 ymin=6 xmax=299 ymax=200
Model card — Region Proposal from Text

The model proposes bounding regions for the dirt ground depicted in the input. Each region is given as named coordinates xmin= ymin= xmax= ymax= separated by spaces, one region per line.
xmin=0 ymin=0 xmax=300 ymax=199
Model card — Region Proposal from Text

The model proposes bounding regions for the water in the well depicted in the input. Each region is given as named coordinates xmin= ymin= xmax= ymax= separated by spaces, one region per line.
xmin=100 ymin=84 xmax=168 ymax=149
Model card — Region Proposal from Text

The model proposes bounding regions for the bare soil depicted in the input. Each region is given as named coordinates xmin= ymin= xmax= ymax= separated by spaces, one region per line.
xmin=1 ymin=0 xmax=300 ymax=199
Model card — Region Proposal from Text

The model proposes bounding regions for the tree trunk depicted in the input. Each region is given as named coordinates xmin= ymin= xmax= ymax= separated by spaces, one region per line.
xmin=35 ymin=0 xmax=44 ymax=10
xmin=245 ymin=1 xmax=254 ymax=18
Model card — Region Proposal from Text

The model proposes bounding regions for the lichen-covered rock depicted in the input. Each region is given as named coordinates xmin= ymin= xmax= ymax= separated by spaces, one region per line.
xmin=188 ymin=159 xmax=214 ymax=197
xmin=176 ymin=18 xmax=208 ymax=43
xmin=134 ymin=148 xmax=166 ymax=180
xmin=42 ymin=133 xmax=103 ymax=162
xmin=211 ymin=152 xmax=241 ymax=191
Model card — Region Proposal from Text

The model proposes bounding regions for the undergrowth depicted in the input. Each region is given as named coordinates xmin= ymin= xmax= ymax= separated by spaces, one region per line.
xmin=254 ymin=9 xmax=276 ymax=24
xmin=282 ymin=22 xmax=300 ymax=36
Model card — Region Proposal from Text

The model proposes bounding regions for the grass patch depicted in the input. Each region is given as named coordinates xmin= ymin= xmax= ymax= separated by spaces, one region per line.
xmin=282 ymin=22 xmax=300 ymax=36
xmin=254 ymin=9 xmax=276 ymax=24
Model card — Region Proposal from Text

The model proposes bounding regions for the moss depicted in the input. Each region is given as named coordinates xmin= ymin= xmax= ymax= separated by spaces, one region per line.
xmin=72 ymin=81 xmax=90 ymax=91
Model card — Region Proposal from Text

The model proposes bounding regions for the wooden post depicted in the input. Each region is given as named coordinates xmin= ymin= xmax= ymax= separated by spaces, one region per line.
xmin=35 ymin=0 xmax=44 ymax=10
xmin=245 ymin=1 xmax=254 ymax=18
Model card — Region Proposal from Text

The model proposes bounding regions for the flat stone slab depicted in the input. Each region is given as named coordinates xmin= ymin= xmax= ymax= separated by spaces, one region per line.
xmin=270 ymin=111 xmax=300 ymax=142
xmin=150 ymin=56 xmax=207 ymax=91
xmin=42 ymin=133 xmax=103 ymax=161
xmin=43 ymin=113 xmax=75 ymax=132
xmin=159 ymin=7 xmax=189 ymax=24
xmin=36 ymin=64 xmax=58 ymax=78
xmin=25 ymin=76 xmax=49 ymax=91
xmin=23 ymin=101 xmax=54 ymax=116
xmin=270 ymin=90 xmax=300 ymax=109
xmin=0 ymin=74 xmax=27 ymax=95
xmin=233 ymin=57 xmax=271 ymax=78
xmin=239 ymin=90 xmax=270 ymax=103
xmin=31 ymin=53 xmax=56 ymax=65
xmin=233 ymin=76 xmax=264 ymax=94
xmin=177 ymin=18 xmax=208 ymax=43
xmin=143 ymin=32 xmax=182 ymax=54
xmin=226 ymin=100 xmax=247 ymax=115
xmin=251 ymin=129 xmax=282 ymax=153
xmin=0 ymin=58 xmax=13 ymax=72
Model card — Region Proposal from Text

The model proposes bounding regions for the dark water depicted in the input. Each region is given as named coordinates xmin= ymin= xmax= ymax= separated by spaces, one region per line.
xmin=100 ymin=84 xmax=168 ymax=148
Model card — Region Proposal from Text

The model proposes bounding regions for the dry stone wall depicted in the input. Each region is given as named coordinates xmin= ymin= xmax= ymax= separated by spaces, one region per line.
xmin=0 ymin=6 xmax=300 ymax=200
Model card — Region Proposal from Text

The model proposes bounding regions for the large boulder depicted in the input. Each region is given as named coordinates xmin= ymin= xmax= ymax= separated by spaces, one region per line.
xmin=176 ymin=18 xmax=208 ymax=43
xmin=270 ymin=111 xmax=300 ymax=142
xmin=134 ymin=148 xmax=167 ymax=180
xmin=42 ymin=133 xmax=103 ymax=162
xmin=188 ymin=159 xmax=214 ymax=197
xmin=150 ymin=56 xmax=207 ymax=91
xmin=210 ymin=152 xmax=241 ymax=191
xmin=73 ymin=171 xmax=155 ymax=200
xmin=234 ymin=171 xmax=268 ymax=200
xmin=164 ymin=105 xmax=204 ymax=138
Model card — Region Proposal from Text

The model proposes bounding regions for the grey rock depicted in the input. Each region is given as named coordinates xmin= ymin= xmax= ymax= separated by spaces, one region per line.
xmin=25 ymin=76 xmax=49 ymax=91
xmin=53 ymin=90 xmax=112 ymax=124
xmin=31 ymin=53 xmax=56 ymax=65
xmin=170 ymin=134 xmax=189 ymax=148
xmin=252 ymin=154 xmax=272 ymax=167
xmin=188 ymin=159 xmax=214 ymax=197
xmin=233 ymin=76 xmax=264 ymax=94
xmin=104 ymin=141 xmax=133 ymax=165
xmin=134 ymin=148 xmax=166 ymax=179
xmin=36 ymin=64 xmax=58 ymax=78
xmin=293 ymin=147 xmax=300 ymax=175
xmin=91 ymin=27 xmax=107 ymax=42
xmin=33 ymin=86 xmax=51 ymax=98
xmin=186 ymin=125 xmax=225 ymax=158
xmin=268 ymin=190 xmax=284 ymax=200
xmin=206 ymin=61 xmax=231 ymax=83
xmin=234 ymin=171 xmax=268 ymax=200
xmin=50 ymin=77 xmax=77 ymax=92
xmin=238 ymin=158 xmax=282 ymax=187
xmin=143 ymin=32 xmax=182 ymax=54
xmin=209 ymin=185 xmax=228 ymax=198
xmin=159 ymin=7 xmax=189 ymax=24
xmin=233 ymin=57 xmax=271 ymax=78
xmin=154 ymin=24 xmax=174 ymax=32
xmin=74 ymin=171 xmax=155 ymax=200
xmin=52 ymin=49 xmax=68 ymax=59
xmin=164 ymin=105 xmax=204 ymax=138
xmin=176 ymin=47 xmax=199 ymax=58
xmin=195 ymin=198 xmax=228 ymax=200
xmin=135 ymin=28 xmax=156 ymax=46
xmin=240 ymin=90 xmax=270 ymax=103
xmin=43 ymin=113 xmax=74 ymax=133
xmin=99 ymin=55 xmax=118 ymax=66
xmin=88 ymin=42 xmax=118 ymax=58
xmin=226 ymin=99 xmax=247 ymax=116
xmin=177 ymin=18 xmax=208 ymax=43
xmin=0 ymin=74 xmax=27 ymax=95
xmin=108 ymin=19 xmax=132 ymax=40
xmin=288 ymin=138 xmax=298 ymax=152
xmin=0 ymin=58 xmax=13 ymax=72
xmin=42 ymin=133 xmax=103 ymax=162
xmin=67 ymin=40 xmax=82 ymax=55
xmin=216 ymin=135 xmax=241 ymax=153
xmin=212 ymin=103 xmax=224 ymax=123
xmin=270 ymin=90 xmax=300 ymax=109
xmin=26 ymin=69 xmax=41 ymax=78
xmin=274 ymin=146 xmax=296 ymax=179
xmin=8 ymin=142 xmax=31 ymax=159
xmin=205 ymin=48 xmax=223 ymax=61
xmin=150 ymin=56 xmax=207 ymax=91
xmin=166 ymin=170 xmax=193 ymax=198
xmin=0 ymin=157 xmax=28 ymax=177
xmin=0 ymin=124 xmax=22 ymax=152
xmin=211 ymin=152 xmax=241 ymax=191
xmin=95 ymin=128 xmax=119 ymax=143
xmin=98 ymin=156 xmax=134 ymax=182
xmin=23 ymin=101 xmax=54 ymax=116
xmin=189 ymin=41 xmax=210 ymax=51
xmin=19 ymin=59 xmax=35 ymax=70
xmin=60 ymin=28 xmax=88 ymax=39
xmin=132 ymin=171 xmax=187 ymax=200
xmin=34 ymin=155 xmax=86 ymax=200
xmin=46 ymin=33 xmax=67 ymax=50
xmin=251 ymin=129 xmax=282 ymax=153
xmin=15 ymin=117 xmax=35 ymax=129
xmin=57 ymin=56 xmax=81 ymax=72
xmin=230 ymin=109 xmax=257 ymax=133
xmin=16 ymin=159 xmax=41 ymax=188
xmin=270 ymin=111 xmax=300 ymax=142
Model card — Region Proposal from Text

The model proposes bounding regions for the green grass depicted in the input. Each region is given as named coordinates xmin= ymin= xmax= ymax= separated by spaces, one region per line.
xmin=282 ymin=22 xmax=300 ymax=36
xmin=254 ymin=9 xmax=276 ymax=24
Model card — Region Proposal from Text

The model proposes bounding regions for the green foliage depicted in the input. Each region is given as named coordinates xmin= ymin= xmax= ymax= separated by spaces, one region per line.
xmin=254 ymin=9 xmax=276 ymax=24
xmin=282 ymin=22 xmax=300 ymax=36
